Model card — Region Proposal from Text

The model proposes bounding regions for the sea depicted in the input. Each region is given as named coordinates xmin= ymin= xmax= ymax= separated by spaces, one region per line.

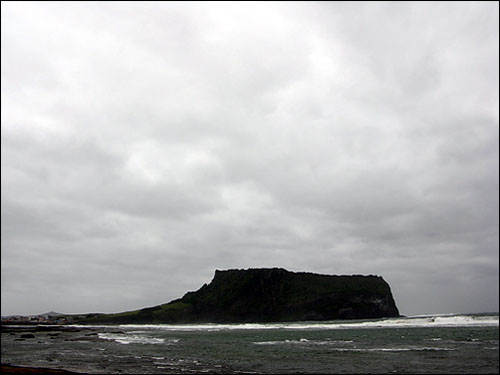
xmin=1 ymin=313 xmax=498 ymax=374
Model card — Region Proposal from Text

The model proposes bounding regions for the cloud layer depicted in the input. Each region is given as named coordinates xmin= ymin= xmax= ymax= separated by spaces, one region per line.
xmin=2 ymin=2 xmax=498 ymax=316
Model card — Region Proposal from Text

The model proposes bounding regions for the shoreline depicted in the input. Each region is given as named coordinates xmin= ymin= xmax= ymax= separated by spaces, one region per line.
xmin=1 ymin=364 xmax=86 ymax=374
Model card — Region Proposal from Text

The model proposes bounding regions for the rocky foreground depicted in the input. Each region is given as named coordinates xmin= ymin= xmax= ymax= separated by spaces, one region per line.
xmin=1 ymin=364 xmax=83 ymax=374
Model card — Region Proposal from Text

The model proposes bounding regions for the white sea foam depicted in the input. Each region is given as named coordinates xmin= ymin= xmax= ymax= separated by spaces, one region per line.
xmin=116 ymin=313 xmax=498 ymax=331
xmin=97 ymin=332 xmax=175 ymax=345
xmin=254 ymin=339 xmax=354 ymax=345
xmin=69 ymin=324 xmax=120 ymax=329
xmin=254 ymin=339 xmax=310 ymax=345
xmin=331 ymin=347 xmax=457 ymax=352
xmin=120 ymin=323 xmax=283 ymax=331
xmin=252 ymin=340 xmax=457 ymax=352
xmin=406 ymin=312 xmax=461 ymax=318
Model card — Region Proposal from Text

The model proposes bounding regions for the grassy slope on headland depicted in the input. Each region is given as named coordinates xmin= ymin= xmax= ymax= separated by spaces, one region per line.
xmin=74 ymin=268 xmax=400 ymax=324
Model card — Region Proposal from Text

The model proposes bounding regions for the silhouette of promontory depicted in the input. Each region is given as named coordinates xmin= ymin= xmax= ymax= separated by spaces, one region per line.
xmin=77 ymin=268 xmax=400 ymax=324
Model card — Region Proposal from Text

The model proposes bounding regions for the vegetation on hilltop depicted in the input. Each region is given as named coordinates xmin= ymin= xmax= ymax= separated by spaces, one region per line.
xmin=75 ymin=268 xmax=400 ymax=324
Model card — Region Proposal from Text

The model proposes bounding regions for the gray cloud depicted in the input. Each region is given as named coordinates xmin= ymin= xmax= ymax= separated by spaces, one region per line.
xmin=1 ymin=2 xmax=498 ymax=316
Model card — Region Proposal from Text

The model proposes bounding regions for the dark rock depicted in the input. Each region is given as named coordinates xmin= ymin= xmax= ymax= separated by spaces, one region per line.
xmin=76 ymin=268 xmax=400 ymax=324
xmin=20 ymin=334 xmax=35 ymax=339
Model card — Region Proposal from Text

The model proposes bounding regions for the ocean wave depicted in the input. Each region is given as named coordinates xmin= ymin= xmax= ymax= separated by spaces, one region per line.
xmin=254 ymin=339 xmax=354 ymax=345
xmin=115 ymin=314 xmax=498 ymax=331
xmin=252 ymin=340 xmax=457 ymax=352
xmin=120 ymin=323 xmax=283 ymax=331
xmin=97 ymin=332 xmax=178 ymax=345
xmin=332 ymin=347 xmax=457 ymax=352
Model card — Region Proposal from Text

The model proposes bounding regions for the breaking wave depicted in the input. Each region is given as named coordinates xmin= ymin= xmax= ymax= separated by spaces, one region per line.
xmin=254 ymin=339 xmax=354 ymax=345
xmin=329 ymin=347 xmax=457 ymax=352
xmin=112 ymin=313 xmax=498 ymax=331
xmin=252 ymin=340 xmax=457 ymax=351
xmin=97 ymin=332 xmax=178 ymax=345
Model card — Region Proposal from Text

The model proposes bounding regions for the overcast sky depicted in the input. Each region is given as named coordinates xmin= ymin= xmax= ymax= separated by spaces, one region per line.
xmin=1 ymin=2 xmax=498 ymax=317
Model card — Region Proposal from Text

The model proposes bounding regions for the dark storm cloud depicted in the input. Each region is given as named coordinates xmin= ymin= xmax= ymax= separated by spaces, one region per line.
xmin=1 ymin=2 xmax=498 ymax=316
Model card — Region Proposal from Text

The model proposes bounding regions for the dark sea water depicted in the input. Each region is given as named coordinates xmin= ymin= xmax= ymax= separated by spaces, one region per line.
xmin=1 ymin=313 xmax=498 ymax=374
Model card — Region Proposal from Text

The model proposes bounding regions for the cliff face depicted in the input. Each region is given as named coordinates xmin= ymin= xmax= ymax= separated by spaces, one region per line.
xmin=80 ymin=268 xmax=400 ymax=324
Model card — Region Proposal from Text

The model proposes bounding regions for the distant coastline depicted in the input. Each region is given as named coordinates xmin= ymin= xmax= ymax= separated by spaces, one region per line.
xmin=2 ymin=268 xmax=401 ymax=325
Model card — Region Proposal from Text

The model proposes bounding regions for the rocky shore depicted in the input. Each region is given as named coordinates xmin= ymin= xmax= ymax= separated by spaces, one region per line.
xmin=1 ymin=364 xmax=84 ymax=374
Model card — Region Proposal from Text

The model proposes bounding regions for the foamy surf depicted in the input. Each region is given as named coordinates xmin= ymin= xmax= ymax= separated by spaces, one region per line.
xmin=254 ymin=339 xmax=354 ymax=345
xmin=3 ymin=313 xmax=498 ymax=374
xmin=115 ymin=313 xmax=498 ymax=331
xmin=97 ymin=332 xmax=178 ymax=345
xmin=331 ymin=347 xmax=458 ymax=352
xmin=252 ymin=340 xmax=458 ymax=352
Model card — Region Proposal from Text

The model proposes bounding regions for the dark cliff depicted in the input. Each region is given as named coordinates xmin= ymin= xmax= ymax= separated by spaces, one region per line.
xmin=78 ymin=268 xmax=400 ymax=324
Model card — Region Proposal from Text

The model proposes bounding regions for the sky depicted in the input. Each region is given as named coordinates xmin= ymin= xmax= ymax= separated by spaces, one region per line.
xmin=1 ymin=1 xmax=498 ymax=317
